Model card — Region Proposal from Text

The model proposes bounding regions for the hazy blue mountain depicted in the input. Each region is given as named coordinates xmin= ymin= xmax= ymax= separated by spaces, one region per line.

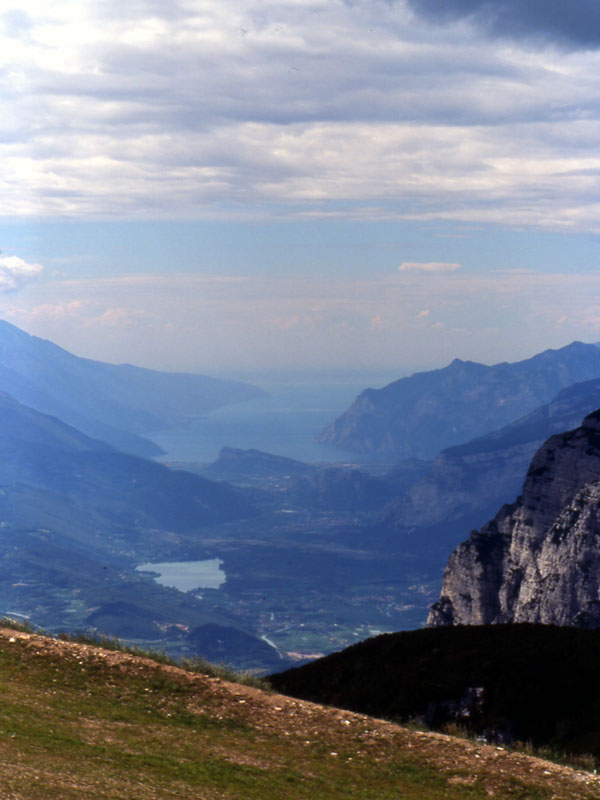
xmin=201 ymin=446 xmax=316 ymax=484
xmin=0 ymin=391 xmax=253 ymax=529
xmin=0 ymin=391 xmax=281 ymax=669
xmin=0 ymin=319 xmax=265 ymax=456
xmin=379 ymin=377 xmax=600 ymax=530
xmin=201 ymin=447 xmax=398 ymax=513
xmin=317 ymin=341 xmax=600 ymax=459
xmin=382 ymin=458 xmax=432 ymax=493
xmin=286 ymin=467 xmax=396 ymax=514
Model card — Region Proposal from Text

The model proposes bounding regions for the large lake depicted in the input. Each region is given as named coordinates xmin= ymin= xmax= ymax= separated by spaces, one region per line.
xmin=150 ymin=372 xmax=400 ymax=464
xmin=136 ymin=559 xmax=226 ymax=591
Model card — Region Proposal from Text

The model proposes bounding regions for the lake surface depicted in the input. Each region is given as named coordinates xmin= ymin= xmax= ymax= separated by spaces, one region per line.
xmin=150 ymin=373 xmax=399 ymax=464
xmin=136 ymin=559 xmax=226 ymax=591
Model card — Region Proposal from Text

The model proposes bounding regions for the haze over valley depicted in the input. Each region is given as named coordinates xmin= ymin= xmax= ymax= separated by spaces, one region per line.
xmin=3 ymin=317 xmax=600 ymax=676
xmin=6 ymin=1 xmax=600 ymax=787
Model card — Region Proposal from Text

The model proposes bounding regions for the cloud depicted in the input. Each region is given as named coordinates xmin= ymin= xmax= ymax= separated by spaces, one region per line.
xmin=1 ymin=1 xmax=600 ymax=231
xmin=405 ymin=0 xmax=600 ymax=50
xmin=22 ymin=300 xmax=84 ymax=322
xmin=2 ymin=9 xmax=33 ymax=39
xmin=399 ymin=262 xmax=461 ymax=272
xmin=584 ymin=315 xmax=600 ymax=330
xmin=3 ymin=268 xmax=600 ymax=372
xmin=0 ymin=256 xmax=44 ymax=292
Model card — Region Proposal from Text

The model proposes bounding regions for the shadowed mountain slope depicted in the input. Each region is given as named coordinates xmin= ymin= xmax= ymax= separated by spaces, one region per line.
xmin=318 ymin=341 xmax=600 ymax=459
xmin=0 ymin=319 xmax=264 ymax=456
xmin=271 ymin=623 xmax=600 ymax=760
xmin=0 ymin=391 xmax=252 ymax=531
xmin=380 ymin=377 xmax=600 ymax=530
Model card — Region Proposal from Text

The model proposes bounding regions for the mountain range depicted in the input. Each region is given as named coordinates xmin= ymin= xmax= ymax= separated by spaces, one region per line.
xmin=4 ymin=318 xmax=600 ymax=781
xmin=0 ymin=319 xmax=264 ymax=456
xmin=5 ymin=318 xmax=600 ymax=673
xmin=0 ymin=387 xmax=287 ymax=671
xmin=318 ymin=341 xmax=600 ymax=459
xmin=200 ymin=446 xmax=398 ymax=513
xmin=379 ymin=376 xmax=600 ymax=531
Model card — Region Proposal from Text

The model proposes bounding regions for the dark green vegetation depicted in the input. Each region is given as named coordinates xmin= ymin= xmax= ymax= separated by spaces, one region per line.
xmin=0 ymin=318 xmax=264 ymax=456
xmin=270 ymin=624 xmax=600 ymax=761
xmin=318 ymin=341 xmax=600 ymax=458
xmin=0 ymin=626 xmax=596 ymax=800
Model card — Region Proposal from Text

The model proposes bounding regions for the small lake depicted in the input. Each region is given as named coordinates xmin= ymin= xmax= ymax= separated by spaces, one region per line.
xmin=136 ymin=558 xmax=226 ymax=591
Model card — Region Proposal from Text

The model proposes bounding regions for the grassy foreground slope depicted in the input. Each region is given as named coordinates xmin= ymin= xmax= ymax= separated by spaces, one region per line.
xmin=0 ymin=628 xmax=597 ymax=799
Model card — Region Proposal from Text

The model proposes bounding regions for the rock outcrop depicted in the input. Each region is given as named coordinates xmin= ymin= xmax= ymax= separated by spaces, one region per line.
xmin=428 ymin=408 xmax=600 ymax=628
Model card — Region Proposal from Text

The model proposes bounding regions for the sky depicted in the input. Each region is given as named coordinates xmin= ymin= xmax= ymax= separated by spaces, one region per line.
xmin=1 ymin=0 xmax=600 ymax=376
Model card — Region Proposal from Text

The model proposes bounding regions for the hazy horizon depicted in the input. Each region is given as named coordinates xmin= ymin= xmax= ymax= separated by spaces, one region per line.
xmin=2 ymin=1 xmax=600 ymax=374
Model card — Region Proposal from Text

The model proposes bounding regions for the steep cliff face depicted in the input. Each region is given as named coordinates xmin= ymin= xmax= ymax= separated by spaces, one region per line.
xmin=428 ymin=409 xmax=600 ymax=628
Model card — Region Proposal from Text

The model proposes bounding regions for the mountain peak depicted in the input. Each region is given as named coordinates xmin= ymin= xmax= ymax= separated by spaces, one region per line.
xmin=317 ymin=343 xmax=600 ymax=459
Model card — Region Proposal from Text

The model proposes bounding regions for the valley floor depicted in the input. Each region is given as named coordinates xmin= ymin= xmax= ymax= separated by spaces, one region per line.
xmin=0 ymin=626 xmax=597 ymax=799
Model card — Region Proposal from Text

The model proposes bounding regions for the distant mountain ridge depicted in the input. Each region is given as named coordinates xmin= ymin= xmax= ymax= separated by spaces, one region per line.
xmin=317 ymin=341 xmax=600 ymax=459
xmin=0 ymin=390 xmax=285 ymax=668
xmin=0 ymin=319 xmax=265 ymax=456
xmin=201 ymin=446 xmax=315 ymax=483
xmin=201 ymin=446 xmax=397 ymax=512
xmin=379 ymin=377 xmax=600 ymax=531
xmin=0 ymin=386 xmax=254 ymax=545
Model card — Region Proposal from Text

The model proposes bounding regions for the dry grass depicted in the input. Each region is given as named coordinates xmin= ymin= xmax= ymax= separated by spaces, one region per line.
xmin=0 ymin=627 xmax=597 ymax=799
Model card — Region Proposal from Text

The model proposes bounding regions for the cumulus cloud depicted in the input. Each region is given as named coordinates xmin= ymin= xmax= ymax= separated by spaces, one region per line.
xmin=399 ymin=262 xmax=461 ymax=272
xmin=0 ymin=256 xmax=44 ymax=292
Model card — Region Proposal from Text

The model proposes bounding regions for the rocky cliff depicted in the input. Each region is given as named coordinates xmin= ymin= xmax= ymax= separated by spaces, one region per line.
xmin=428 ymin=408 xmax=600 ymax=628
